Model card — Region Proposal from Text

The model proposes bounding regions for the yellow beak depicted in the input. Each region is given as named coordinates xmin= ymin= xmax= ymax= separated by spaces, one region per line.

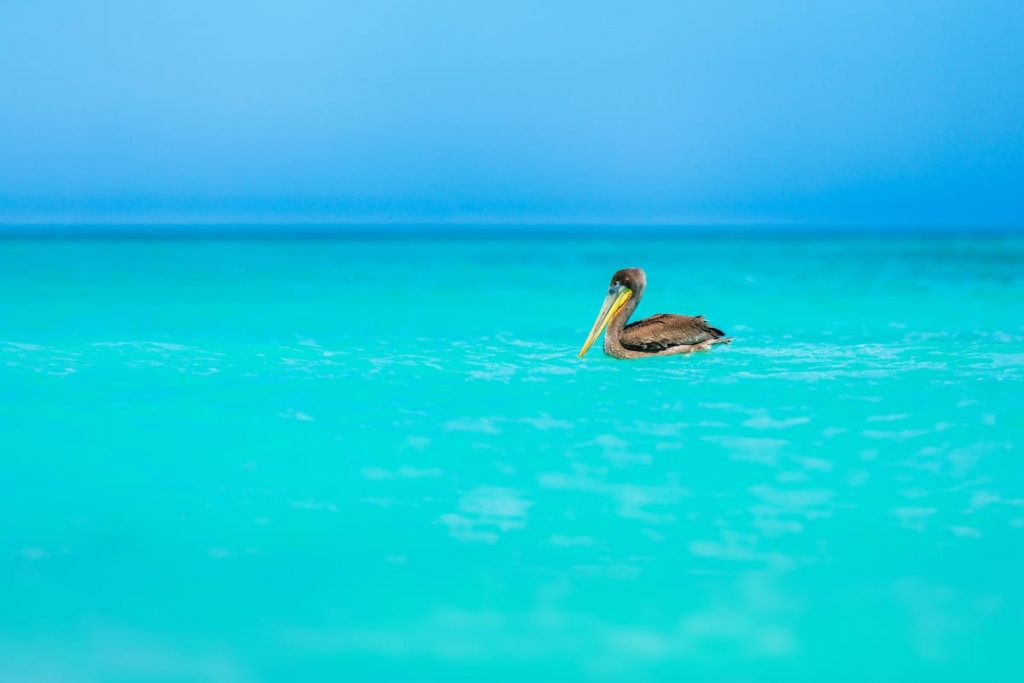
xmin=578 ymin=286 xmax=633 ymax=357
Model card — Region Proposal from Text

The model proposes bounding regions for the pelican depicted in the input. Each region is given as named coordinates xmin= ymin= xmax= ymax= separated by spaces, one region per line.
xmin=578 ymin=268 xmax=731 ymax=359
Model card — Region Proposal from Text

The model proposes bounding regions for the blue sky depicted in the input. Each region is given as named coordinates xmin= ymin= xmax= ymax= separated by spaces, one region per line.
xmin=1 ymin=1 xmax=1022 ymax=226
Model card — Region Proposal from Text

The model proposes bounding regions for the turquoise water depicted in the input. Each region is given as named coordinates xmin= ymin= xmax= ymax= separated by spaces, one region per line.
xmin=2 ymin=232 xmax=1023 ymax=682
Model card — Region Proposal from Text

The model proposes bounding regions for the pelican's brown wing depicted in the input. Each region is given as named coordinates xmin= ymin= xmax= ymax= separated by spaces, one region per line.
xmin=620 ymin=314 xmax=726 ymax=352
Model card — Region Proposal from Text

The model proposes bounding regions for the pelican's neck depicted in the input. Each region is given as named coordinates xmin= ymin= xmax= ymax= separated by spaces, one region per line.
xmin=603 ymin=287 xmax=642 ymax=355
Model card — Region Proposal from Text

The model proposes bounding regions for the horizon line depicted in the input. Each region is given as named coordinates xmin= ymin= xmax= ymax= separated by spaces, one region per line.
xmin=2 ymin=221 xmax=1023 ymax=240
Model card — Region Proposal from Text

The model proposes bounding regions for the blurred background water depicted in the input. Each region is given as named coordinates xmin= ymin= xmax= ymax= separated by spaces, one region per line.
xmin=1 ymin=231 xmax=1023 ymax=682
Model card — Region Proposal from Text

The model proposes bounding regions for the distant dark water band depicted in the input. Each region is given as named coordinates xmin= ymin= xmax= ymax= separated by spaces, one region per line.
xmin=1 ymin=223 xmax=1023 ymax=241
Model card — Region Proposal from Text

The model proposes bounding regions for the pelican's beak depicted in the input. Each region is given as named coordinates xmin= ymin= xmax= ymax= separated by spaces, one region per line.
xmin=578 ymin=284 xmax=633 ymax=357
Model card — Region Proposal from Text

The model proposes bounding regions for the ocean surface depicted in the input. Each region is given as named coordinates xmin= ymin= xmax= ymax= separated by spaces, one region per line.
xmin=2 ymin=230 xmax=1023 ymax=683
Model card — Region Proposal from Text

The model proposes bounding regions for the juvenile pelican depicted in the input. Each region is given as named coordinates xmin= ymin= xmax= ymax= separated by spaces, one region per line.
xmin=578 ymin=268 xmax=731 ymax=359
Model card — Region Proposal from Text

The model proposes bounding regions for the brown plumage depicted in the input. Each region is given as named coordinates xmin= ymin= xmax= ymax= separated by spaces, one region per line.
xmin=621 ymin=314 xmax=726 ymax=351
xmin=578 ymin=267 xmax=731 ymax=360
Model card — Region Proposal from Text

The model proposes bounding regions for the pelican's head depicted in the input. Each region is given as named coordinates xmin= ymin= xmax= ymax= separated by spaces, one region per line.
xmin=578 ymin=267 xmax=646 ymax=357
